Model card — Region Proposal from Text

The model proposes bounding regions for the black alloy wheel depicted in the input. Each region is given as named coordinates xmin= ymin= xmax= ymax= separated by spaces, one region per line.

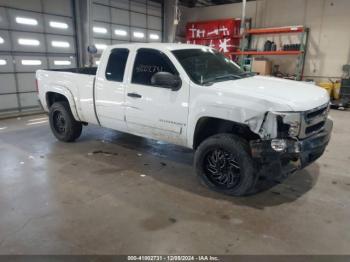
xmin=52 ymin=110 xmax=67 ymax=135
xmin=204 ymin=148 xmax=242 ymax=189
xmin=194 ymin=134 xmax=256 ymax=196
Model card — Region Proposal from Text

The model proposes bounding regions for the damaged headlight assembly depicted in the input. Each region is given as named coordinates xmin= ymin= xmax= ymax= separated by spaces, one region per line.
xmin=276 ymin=112 xmax=302 ymax=138
xmin=265 ymin=112 xmax=302 ymax=152
xmin=272 ymin=112 xmax=301 ymax=152
xmin=251 ymin=111 xmax=302 ymax=153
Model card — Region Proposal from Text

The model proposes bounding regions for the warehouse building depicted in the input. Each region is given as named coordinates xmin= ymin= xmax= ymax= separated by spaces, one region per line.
xmin=0 ymin=0 xmax=349 ymax=258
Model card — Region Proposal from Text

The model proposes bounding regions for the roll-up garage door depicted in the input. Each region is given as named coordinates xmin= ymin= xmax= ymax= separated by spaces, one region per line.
xmin=0 ymin=0 xmax=77 ymax=117
xmin=92 ymin=0 xmax=163 ymax=65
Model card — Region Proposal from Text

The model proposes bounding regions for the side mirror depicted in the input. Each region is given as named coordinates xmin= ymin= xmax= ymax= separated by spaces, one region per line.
xmin=151 ymin=72 xmax=182 ymax=91
xmin=87 ymin=45 xmax=98 ymax=54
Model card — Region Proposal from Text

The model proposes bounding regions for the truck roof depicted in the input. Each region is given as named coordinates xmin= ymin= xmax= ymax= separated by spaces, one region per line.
xmin=105 ymin=42 xmax=206 ymax=52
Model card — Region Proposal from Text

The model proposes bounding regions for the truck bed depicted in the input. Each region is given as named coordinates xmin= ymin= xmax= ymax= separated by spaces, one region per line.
xmin=36 ymin=68 xmax=98 ymax=125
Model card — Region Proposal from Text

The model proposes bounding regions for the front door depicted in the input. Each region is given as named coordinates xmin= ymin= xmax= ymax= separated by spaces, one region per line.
xmin=125 ymin=48 xmax=189 ymax=146
xmin=95 ymin=48 xmax=129 ymax=131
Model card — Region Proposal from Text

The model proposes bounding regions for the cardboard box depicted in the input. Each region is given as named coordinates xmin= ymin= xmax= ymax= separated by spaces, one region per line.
xmin=252 ymin=59 xmax=272 ymax=76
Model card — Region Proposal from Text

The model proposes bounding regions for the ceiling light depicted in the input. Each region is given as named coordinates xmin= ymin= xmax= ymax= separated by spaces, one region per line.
xmin=95 ymin=44 xmax=107 ymax=50
xmin=93 ymin=26 xmax=107 ymax=34
xmin=18 ymin=38 xmax=40 ymax=46
xmin=149 ymin=33 xmax=159 ymax=40
xmin=114 ymin=29 xmax=127 ymax=36
xmin=54 ymin=60 xmax=71 ymax=66
xmin=16 ymin=17 xmax=38 ymax=26
xmin=95 ymin=60 xmax=100 ymax=65
xmin=133 ymin=31 xmax=144 ymax=38
xmin=49 ymin=21 xmax=68 ymax=29
xmin=0 ymin=59 xmax=7 ymax=65
xmin=21 ymin=60 xmax=42 ymax=65
xmin=0 ymin=37 xmax=4 ymax=44
xmin=51 ymin=41 xmax=70 ymax=48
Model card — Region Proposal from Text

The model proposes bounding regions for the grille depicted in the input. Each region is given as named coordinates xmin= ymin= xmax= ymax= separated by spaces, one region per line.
xmin=305 ymin=121 xmax=326 ymax=134
xmin=299 ymin=103 xmax=329 ymax=138
xmin=306 ymin=106 xmax=327 ymax=119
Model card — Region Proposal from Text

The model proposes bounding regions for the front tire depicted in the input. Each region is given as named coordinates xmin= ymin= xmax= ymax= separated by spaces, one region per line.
xmin=194 ymin=134 xmax=256 ymax=196
xmin=49 ymin=101 xmax=82 ymax=142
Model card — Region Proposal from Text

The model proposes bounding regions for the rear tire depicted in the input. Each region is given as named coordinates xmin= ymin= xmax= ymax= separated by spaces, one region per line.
xmin=194 ymin=133 xmax=256 ymax=196
xmin=49 ymin=101 xmax=82 ymax=142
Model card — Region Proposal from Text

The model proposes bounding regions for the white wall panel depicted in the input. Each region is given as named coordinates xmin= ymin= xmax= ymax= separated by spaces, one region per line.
xmin=0 ymin=30 xmax=11 ymax=51
xmin=11 ymin=31 xmax=45 ymax=52
xmin=0 ymin=74 xmax=16 ymax=94
xmin=0 ymin=7 xmax=9 ymax=28
xmin=92 ymin=0 xmax=163 ymax=47
xmin=149 ymin=1 xmax=161 ymax=8
xmin=0 ymin=0 xmax=77 ymax=115
xmin=148 ymin=16 xmax=161 ymax=30
xmin=14 ymin=56 xmax=47 ymax=72
xmin=148 ymin=30 xmax=161 ymax=42
xmin=0 ymin=94 xmax=18 ymax=110
xmin=93 ymin=0 xmax=110 ymax=5
xmin=130 ymin=12 xmax=146 ymax=27
xmin=46 ymin=35 xmax=75 ymax=54
xmin=111 ymin=8 xmax=129 ymax=25
xmin=93 ymin=5 xmax=110 ymax=22
xmin=48 ymin=56 xmax=76 ymax=69
xmin=130 ymin=27 xmax=146 ymax=42
xmin=110 ymin=0 xmax=129 ymax=9
xmin=43 ymin=0 xmax=73 ymax=16
xmin=8 ymin=9 xmax=44 ymax=33
xmin=148 ymin=6 xmax=161 ymax=17
xmin=111 ymin=24 xmax=130 ymax=40
xmin=93 ymin=22 xmax=111 ymax=38
xmin=134 ymin=0 xmax=147 ymax=4
xmin=0 ymin=0 xmax=42 ymax=12
xmin=17 ymin=73 xmax=37 ymax=92
xmin=45 ymin=15 xmax=74 ymax=35
xmin=131 ymin=1 xmax=146 ymax=13
xmin=93 ymin=38 xmax=111 ymax=54
xmin=0 ymin=55 xmax=14 ymax=72
xmin=19 ymin=92 xmax=38 ymax=107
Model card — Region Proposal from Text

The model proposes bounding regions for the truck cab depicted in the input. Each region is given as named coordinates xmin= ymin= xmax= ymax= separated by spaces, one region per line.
xmin=95 ymin=45 xmax=190 ymax=146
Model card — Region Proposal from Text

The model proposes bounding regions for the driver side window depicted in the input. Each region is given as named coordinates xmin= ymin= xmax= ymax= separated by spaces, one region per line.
xmin=132 ymin=48 xmax=178 ymax=86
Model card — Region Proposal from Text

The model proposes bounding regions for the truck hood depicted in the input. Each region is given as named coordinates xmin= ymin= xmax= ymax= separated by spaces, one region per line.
xmin=211 ymin=76 xmax=329 ymax=111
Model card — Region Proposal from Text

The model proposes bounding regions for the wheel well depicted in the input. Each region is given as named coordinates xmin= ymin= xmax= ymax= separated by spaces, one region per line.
xmin=193 ymin=117 xmax=260 ymax=149
xmin=46 ymin=92 xmax=69 ymax=109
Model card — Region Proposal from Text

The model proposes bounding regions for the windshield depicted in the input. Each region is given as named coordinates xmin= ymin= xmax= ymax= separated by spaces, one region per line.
xmin=172 ymin=48 xmax=253 ymax=85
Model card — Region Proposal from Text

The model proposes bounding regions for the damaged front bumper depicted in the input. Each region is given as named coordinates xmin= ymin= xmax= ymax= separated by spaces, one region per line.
xmin=250 ymin=119 xmax=333 ymax=174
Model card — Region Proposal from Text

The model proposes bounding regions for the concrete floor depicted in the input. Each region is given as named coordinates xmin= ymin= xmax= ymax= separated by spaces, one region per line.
xmin=0 ymin=110 xmax=349 ymax=255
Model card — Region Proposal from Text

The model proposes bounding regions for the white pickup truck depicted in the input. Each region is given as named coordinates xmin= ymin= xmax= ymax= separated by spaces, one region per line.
xmin=36 ymin=43 xmax=332 ymax=196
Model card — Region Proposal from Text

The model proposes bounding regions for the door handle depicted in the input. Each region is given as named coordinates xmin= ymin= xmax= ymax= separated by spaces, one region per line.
xmin=127 ymin=92 xmax=142 ymax=98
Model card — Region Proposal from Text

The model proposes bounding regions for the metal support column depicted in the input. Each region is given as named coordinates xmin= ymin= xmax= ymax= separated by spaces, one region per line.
xmin=239 ymin=0 xmax=247 ymax=67
xmin=163 ymin=0 xmax=177 ymax=42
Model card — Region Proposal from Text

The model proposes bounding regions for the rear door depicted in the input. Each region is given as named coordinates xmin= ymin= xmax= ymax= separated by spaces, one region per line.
xmin=95 ymin=48 xmax=129 ymax=131
xmin=125 ymin=48 xmax=189 ymax=146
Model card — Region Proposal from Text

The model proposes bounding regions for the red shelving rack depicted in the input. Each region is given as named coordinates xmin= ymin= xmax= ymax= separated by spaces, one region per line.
xmin=246 ymin=26 xmax=305 ymax=35
xmin=228 ymin=25 xmax=309 ymax=80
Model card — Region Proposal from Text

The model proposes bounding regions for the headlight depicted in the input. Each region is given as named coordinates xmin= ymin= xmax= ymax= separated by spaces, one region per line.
xmin=288 ymin=121 xmax=300 ymax=137
xmin=276 ymin=112 xmax=302 ymax=138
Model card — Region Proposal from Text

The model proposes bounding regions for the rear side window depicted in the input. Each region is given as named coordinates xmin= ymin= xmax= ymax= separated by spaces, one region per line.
xmin=105 ymin=48 xmax=129 ymax=82
xmin=132 ymin=48 xmax=178 ymax=86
